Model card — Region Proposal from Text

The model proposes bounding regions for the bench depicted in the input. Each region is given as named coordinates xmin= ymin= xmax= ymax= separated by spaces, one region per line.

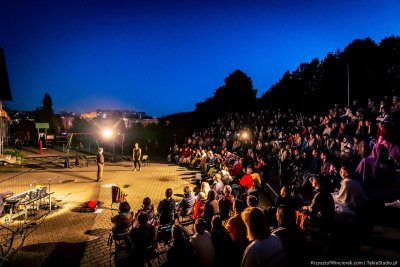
xmin=84 ymin=155 xmax=98 ymax=167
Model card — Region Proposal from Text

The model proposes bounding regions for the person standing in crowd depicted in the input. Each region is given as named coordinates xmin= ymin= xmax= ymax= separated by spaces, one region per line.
xmin=133 ymin=143 xmax=142 ymax=171
xmin=96 ymin=147 xmax=104 ymax=182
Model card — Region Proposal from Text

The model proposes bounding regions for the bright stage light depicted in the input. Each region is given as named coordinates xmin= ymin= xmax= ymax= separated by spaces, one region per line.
xmin=103 ymin=129 xmax=113 ymax=138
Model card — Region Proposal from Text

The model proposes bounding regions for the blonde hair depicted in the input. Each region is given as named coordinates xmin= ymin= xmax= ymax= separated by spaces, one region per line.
xmin=200 ymin=182 xmax=210 ymax=195
xmin=241 ymin=207 xmax=270 ymax=241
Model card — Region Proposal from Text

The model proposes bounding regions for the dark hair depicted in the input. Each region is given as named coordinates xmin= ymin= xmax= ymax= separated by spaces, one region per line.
xmin=119 ymin=201 xmax=131 ymax=213
xmin=172 ymin=224 xmax=183 ymax=239
xmin=207 ymin=189 xmax=217 ymax=202
xmin=276 ymin=205 xmax=296 ymax=228
xmin=165 ymin=188 xmax=173 ymax=198
xmin=195 ymin=218 xmax=207 ymax=235
xmin=211 ymin=215 xmax=223 ymax=232
xmin=137 ymin=211 xmax=148 ymax=225
xmin=143 ymin=197 xmax=151 ymax=207
xmin=234 ymin=199 xmax=246 ymax=213
xmin=247 ymin=195 xmax=259 ymax=207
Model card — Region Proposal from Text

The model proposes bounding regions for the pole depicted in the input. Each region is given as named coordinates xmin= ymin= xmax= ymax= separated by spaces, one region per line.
xmin=121 ymin=133 xmax=124 ymax=164
xmin=112 ymin=135 xmax=115 ymax=162
xmin=347 ymin=63 xmax=350 ymax=107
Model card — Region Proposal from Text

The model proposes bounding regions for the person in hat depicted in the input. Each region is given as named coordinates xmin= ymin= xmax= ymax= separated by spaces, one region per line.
xmin=96 ymin=147 xmax=104 ymax=182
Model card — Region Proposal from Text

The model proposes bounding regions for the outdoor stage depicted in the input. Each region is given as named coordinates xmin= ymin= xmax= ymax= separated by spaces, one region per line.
xmin=1 ymin=148 xmax=399 ymax=265
xmin=0 ymin=155 xmax=205 ymax=266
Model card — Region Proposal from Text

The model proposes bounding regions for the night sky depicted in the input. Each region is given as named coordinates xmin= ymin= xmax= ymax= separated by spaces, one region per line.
xmin=1 ymin=0 xmax=399 ymax=117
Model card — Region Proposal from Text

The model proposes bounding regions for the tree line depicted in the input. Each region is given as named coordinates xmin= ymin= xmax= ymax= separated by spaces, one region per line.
xmin=160 ymin=36 xmax=400 ymax=144
xmin=9 ymin=36 xmax=400 ymax=153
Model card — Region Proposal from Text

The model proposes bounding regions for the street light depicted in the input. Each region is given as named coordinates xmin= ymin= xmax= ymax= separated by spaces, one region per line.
xmin=103 ymin=129 xmax=113 ymax=139
xmin=102 ymin=128 xmax=114 ymax=161
xmin=118 ymin=132 xmax=125 ymax=164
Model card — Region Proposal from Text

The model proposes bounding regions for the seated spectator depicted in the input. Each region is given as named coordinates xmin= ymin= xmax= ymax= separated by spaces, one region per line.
xmin=308 ymin=149 xmax=321 ymax=175
xmin=246 ymin=195 xmax=259 ymax=208
xmin=111 ymin=201 xmax=134 ymax=237
xmin=204 ymin=189 xmax=219 ymax=230
xmin=196 ymin=182 xmax=210 ymax=202
xmin=192 ymin=192 xmax=207 ymax=220
xmin=241 ymin=207 xmax=286 ymax=267
xmin=376 ymin=106 xmax=390 ymax=124
xmin=137 ymin=197 xmax=155 ymax=224
xmin=355 ymin=139 xmax=391 ymax=184
xmin=302 ymin=175 xmax=335 ymax=231
xmin=251 ymin=170 xmax=262 ymax=193
xmin=166 ymin=224 xmax=195 ymax=267
xmin=130 ymin=212 xmax=157 ymax=266
xmin=272 ymin=205 xmax=309 ymax=267
xmin=157 ymin=188 xmax=176 ymax=225
xmin=391 ymin=95 xmax=400 ymax=123
xmin=190 ymin=218 xmax=215 ymax=267
xmin=341 ymin=107 xmax=354 ymax=122
xmin=353 ymin=135 xmax=367 ymax=159
xmin=177 ymin=186 xmax=195 ymax=217
xmin=218 ymin=185 xmax=234 ymax=220
xmin=332 ymin=166 xmax=368 ymax=215
xmin=340 ymin=135 xmax=354 ymax=159
xmin=226 ymin=199 xmax=249 ymax=253
xmin=275 ymin=186 xmax=297 ymax=211
xmin=212 ymin=173 xmax=225 ymax=195
xmin=229 ymin=157 xmax=243 ymax=177
xmin=237 ymin=166 xmax=255 ymax=194
xmin=375 ymin=121 xmax=389 ymax=141
xmin=220 ymin=163 xmax=233 ymax=185
xmin=210 ymin=215 xmax=234 ymax=267
xmin=179 ymin=146 xmax=192 ymax=164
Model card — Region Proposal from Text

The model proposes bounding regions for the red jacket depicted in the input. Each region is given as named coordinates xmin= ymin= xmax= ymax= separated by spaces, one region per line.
xmin=239 ymin=174 xmax=254 ymax=190
xmin=230 ymin=162 xmax=242 ymax=177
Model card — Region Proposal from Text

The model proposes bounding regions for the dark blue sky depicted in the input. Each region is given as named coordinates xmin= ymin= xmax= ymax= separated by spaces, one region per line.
xmin=1 ymin=0 xmax=399 ymax=117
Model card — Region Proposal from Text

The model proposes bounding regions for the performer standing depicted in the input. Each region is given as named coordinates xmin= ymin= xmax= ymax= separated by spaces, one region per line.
xmin=96 ymin=147 xmax=104 ymax=182
xmin=133 ymin=143 xmax=142 ymax=171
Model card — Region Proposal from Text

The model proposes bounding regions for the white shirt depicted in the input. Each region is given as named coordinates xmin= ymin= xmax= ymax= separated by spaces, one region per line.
xmin=241 ymin=234 xmax=286 ymax=267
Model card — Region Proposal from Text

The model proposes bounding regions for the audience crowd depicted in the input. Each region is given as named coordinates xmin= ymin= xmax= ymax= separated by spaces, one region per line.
xmin=111 ymin=95 xmax=400 ymax=267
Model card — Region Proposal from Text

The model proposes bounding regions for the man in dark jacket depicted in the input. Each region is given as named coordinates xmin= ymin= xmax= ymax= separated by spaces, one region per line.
xmin=166 ymin=224 xmax=195 ymax=267
xmin=303 ymin=175 xmax=335 ymax=231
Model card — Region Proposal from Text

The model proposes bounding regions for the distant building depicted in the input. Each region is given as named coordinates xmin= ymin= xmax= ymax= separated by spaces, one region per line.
xmin=60 ymin=109 xmax=155 ymax=129
xmin=96 ymin=109 xmax=149 ymax=128
xmin=141 ymin=118 xmax=159 ymax=126
xmin=81 ymin=111 xmax=97 ymax=120
xmin=59 ymin=111 xmax=78 ymax=130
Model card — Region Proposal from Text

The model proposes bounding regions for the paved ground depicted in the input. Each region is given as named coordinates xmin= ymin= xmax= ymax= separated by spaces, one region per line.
xmin=0 ymin=148 xmax=271 ymax=267
xmin=1 ymin=147 xmax=399 ymax=266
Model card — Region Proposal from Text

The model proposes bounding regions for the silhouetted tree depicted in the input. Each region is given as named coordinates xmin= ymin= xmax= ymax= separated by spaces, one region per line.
xmin=36 ymin=93 xmax=63 ymax=134
xmin=195 ymin=69 xmax=257 ymax=127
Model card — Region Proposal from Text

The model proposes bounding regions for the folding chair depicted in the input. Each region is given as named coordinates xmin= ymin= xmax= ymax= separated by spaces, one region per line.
xmin=111 ymin=186 xmax=126 ymax=210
